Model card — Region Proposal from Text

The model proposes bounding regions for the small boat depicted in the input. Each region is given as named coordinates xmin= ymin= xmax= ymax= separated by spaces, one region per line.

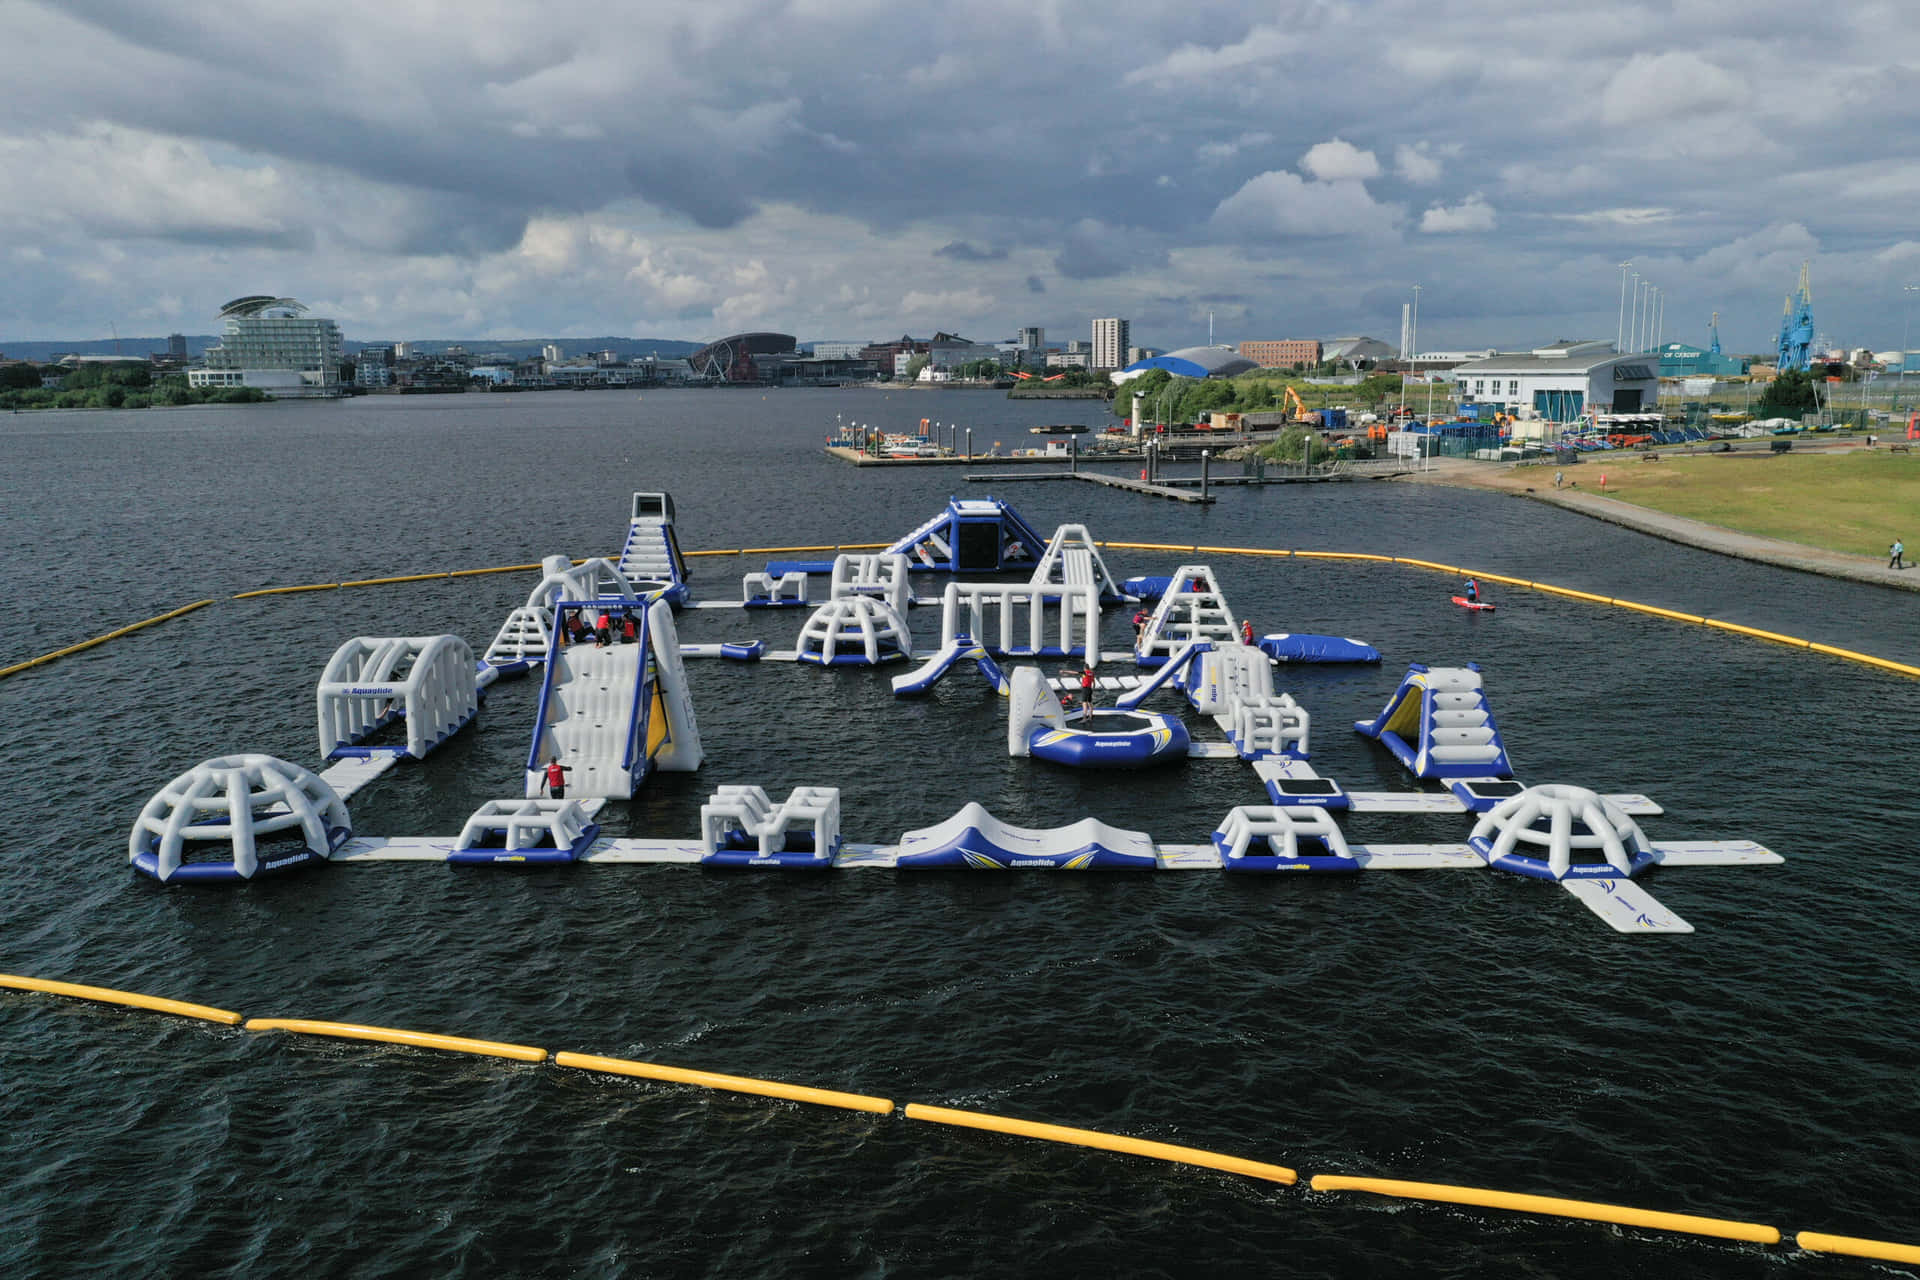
xmin=1451 ymin=596 xmax=1496 ymax=612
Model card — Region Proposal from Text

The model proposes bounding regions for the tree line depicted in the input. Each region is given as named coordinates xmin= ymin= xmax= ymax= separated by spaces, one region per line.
xmin=0 ymin=362 xmax=267 ymax=409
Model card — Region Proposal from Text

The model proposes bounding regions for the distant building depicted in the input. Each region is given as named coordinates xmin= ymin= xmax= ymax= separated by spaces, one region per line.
xmin=356 ymin=347 xmax=393 ymax=388
xmin=1111 ymin=344 xmax=1256 ymax=386
xmin=859 ymin=335 xmax=929 ymax=376
xmin=1018 ymin=326 xmax=1045 ymax=350
xmin=1656 ymin=341 xmax=1747 ymax=378
xmin=542 ymin=343 xmax=565 ymax=364
xmin=1450 ymin=340 xmax=1658 ymax=419
xmin=167 ymin=333 xmax=187 ymax=359
xmin=187 ymin=296 xmax=344 ymax=398
xmin=1046 ymin=350 xmax=1092 ymax=370
xmin=686 ymin=332 xmax=798 ymax=383
xmin=811 ymin=341 xmax=866 ymax=359
xmin=1091 ymin=318 xmax=1130 ymax=370
xmin=1321 ymin=336 xmax=1396 ymax=367
xmin=1126 ymin=347 xmax=1159 ymax=365
xmin=1239 ymin=339 xmax=1321 ymax=368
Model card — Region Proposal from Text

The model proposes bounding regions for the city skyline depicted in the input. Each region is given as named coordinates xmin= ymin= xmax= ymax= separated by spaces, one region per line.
xmin=4 ymin=3 xmax=1920 ymax=353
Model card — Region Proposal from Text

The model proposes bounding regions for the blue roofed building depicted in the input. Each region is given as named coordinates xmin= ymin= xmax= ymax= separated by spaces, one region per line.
xmin=1111 ymin=344 xmax=1257 ymax=385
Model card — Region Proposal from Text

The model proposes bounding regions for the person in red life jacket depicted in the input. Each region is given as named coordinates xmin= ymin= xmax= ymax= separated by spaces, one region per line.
xmin=567 ymin=613 xmax=590 ymax=646
xmin=594 ymin=610 xmax=613 ymax=647
xmin=1078 ymin=661 xmax=1097 ymax=712
xmin=620 ymin=610 xmax=638 ymax=643
xmin=1464 ymin=577 xmax=1481 ymax=604
xmin=543 ymin=757 xmax=572 ymax=799
xmin=1240 ymin=618 xmax=1254 ymax=645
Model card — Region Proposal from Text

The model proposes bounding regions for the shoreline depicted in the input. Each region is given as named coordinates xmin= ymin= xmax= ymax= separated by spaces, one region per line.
xmin=1400 ymin=456 xmax=1920 ymax=594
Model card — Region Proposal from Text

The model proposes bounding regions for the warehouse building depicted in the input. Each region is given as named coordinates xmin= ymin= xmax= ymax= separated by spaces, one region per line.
xmin=1450 ymin=340 xmax=1659 ymax=421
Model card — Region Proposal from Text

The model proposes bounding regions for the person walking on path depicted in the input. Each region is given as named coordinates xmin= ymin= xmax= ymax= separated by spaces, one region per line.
xmin=1892 ymin=538 xmax=1906 ymax=570
xmin=1554 ymin=470 xmax=1564 ymax=489
xmin=543 ymin=757 xmax=572 ymax=799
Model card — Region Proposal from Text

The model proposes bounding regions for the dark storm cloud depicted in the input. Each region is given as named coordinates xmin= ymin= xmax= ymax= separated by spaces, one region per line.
xmin=6 ymin=1 xmax=1920 ymax=348
xmin=934 ymin=241 xmax=1007 ymax=263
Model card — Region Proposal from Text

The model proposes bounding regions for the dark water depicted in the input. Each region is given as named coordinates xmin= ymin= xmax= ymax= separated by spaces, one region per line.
xmin=1 ymin=390 xmax=1916 ymax=1278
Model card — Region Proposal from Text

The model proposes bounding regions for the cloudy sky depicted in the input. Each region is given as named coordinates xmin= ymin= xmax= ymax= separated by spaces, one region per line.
xmin=6 ymin=0 xmax=1920 ymax=354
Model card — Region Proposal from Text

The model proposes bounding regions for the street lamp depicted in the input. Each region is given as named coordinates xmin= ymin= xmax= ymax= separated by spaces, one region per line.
xmin=1901 ymin=284 xmax=1919 ymax=408
xmin=1616 ymin=261 xmax=1633 ymax=352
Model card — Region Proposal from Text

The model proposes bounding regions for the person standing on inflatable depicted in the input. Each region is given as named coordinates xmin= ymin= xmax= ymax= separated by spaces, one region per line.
xmin=543 ymin=757 xmax=572 ymax=799
xmin=1240 ymin=618 xmax=1254 ymax=645
xmin=1464 ymin=577 xmax=1481 ymax=604
xmin=1079 ymin=662 xmax=1097 ymax=712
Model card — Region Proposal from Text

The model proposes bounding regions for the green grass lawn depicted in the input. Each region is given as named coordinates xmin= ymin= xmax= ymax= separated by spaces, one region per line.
xmin=1590 ymin=451 xmax=1920 ymax=557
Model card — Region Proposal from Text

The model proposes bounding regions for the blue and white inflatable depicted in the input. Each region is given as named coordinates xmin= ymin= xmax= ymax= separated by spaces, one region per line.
xmin=129 ymin=755 xmax=352 ymax=884
xmin=1006 ymin=666 xmax=1187 ymax=768
xmin=1211 ymin=805 xmax=1361 ymax=873
xmin=448 ymin=799 xmax=599 ymax=866
xmin=1468 ymin=784 xmax=1657 ymax=881
xmin=895 ymin=802 xmax=1158 ymax=870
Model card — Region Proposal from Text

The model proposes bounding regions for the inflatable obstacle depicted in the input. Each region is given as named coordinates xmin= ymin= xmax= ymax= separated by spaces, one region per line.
xmin=937 ymin=578 xmax=1100 ymax=661
xmin=795 ymin=596 xmax=912 ymax=666
xmin=1007 ymin=667 xmax=1188 ymax=768
xmin=1027 ymin=524 xmax=1125 ymax=602
xmin=1137 ymin=565 xmax=1240 ymax=665
xmin=485 ymin=554 xmax=652 ymax=673
xmin=1257 ymin=634 xmax=1380 ymax=665
xmin=895 ymin=802 xmax=1157 ymax=870
xmin=317 ymin=634 xmax=479 ymax=761
xmin=1183 ymin=644 xmax=1310 ymax=759
xmin=830 ymin=553 xmax=913 ymax=616
xmin=1353 ymin=663 xmax=1513 ymax=782
xmin=130 ymin=755 xmax=352 ymax=883
xmin=525 ymin=596 xmax=701 ymax=800
xmin=891 ymin=637 xmax=1009 ymax=696
xmin=741 ymin=568 xmax=809 ymax=608
xmin=699 ymin=785 xmax=842 ymax=868
xmin=1469 ymin=785 xmax=1655 ymax=882
xmin=449 ymin=799 xmax=599 ymax=866
xmin=886 ymin=496 xmax=1048 ymax=574
xmin=616 ymin=491 xmax=689 ymax=603
xmin=1212 ymin=806 xmax=1361 ymax=873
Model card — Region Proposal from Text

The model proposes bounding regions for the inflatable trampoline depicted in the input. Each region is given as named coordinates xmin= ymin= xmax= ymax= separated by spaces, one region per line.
xmin=1027 ymin=709 xmax=1189 ymax=769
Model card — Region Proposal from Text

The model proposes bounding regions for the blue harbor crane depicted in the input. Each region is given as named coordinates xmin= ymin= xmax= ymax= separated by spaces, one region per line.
xmin=1776 ymin=261 xmax=1815 ymax=372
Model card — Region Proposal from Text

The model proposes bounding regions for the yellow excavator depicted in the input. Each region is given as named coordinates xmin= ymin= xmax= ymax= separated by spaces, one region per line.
xmin=1283 ymin=385 xmax=1317 ymax=424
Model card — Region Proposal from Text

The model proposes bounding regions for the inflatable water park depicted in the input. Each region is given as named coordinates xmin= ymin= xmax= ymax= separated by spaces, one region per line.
xmin=125 ymin=490 xmax=1780 ymax=934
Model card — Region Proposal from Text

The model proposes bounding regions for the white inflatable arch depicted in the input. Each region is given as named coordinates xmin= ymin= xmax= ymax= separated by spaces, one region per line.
xmin=317 ymin=634 xmax=478 ymax=760
xmin=1471 ymin=784 xmax=1653 ymax=879
xmin=796 ymin=597 xmax=912 ymax=666
xmin=129 ymin=754 xmax=350 ymax=883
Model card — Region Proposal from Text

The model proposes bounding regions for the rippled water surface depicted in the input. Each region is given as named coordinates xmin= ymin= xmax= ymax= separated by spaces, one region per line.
xmin=2 ymin=390 xmax=1917 ymax=1278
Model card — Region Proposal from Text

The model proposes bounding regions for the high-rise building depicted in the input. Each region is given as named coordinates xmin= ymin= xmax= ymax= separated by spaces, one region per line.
xmin=1018 ymin=326 xmax=1044 ymax=350
xmin=1091 ymin=318 xmax=1129 ymax=370
xmin=167 ymin=333 xmax=187 ymax=359
xmin=186 ymin=296 xmax=344 ymax=398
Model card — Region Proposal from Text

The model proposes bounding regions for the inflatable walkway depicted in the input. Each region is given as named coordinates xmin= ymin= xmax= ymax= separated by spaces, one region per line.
xmin=616 ymin=491 xmax=689 ymax=602
xmin=891 ymin=638 xmax=1009 ymax=695
xmin=524 ymin=597 xmax=701 ymax=800
xmin=1353 ymin=663 xmax=1512 ymax=781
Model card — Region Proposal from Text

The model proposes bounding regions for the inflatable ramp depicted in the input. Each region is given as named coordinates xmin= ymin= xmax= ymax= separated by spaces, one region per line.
xmin=616 ymin=491 xmax=689 ymax=601
xmin=525 ymin=598 xmax=700 ymax=800
xmin=891 ymin=637 xmax=1008 ymax=695
xmin=886 ymin=497 xmax=1048 ymax=574
xmin=1353 ymin=663 xmax=1512 ymax=781
xmin=1137 ymin=565 xmax=1239 ymax=665
xmin=895 ymin=802 xmax=1157 ymax=870
xmin=1028 ymin=524 xmax=1124 ymax=601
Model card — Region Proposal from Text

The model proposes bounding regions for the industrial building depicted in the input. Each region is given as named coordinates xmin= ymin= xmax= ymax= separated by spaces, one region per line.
xmin=187 ymin=296 xmax=344 ymax=398
xmin=1239 ymin=339 xmax=1321 ymax=368
xmin=1449 ymin=340 xmax=1659 ymax=421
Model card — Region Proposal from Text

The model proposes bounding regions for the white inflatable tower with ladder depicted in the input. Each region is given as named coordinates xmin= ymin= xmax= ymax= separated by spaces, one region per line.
xmin=617 ymin=491 xmax=688 ymax=596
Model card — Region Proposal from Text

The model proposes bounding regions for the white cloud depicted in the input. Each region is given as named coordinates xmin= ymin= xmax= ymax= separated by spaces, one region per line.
xmin=1554 ymin=208 xmax=1676 ymax=227
xmin=1394 ymin=143 xmax=1443 ymax=185
xmin=1124 ymin=25 xmax=1295 ymax=86
xmin=1198 ymin=131 xmax=1274 ymax=166
xmin=1300 ymin=138 xmax=1380 ymax=182
xmin=1600 ymin=52 xmax=1748 ymax=127
xmin=1210 ymin=171 xmax=1400 ymax=240
xmin=1419 ymin=196 xmax=1495 ymax=234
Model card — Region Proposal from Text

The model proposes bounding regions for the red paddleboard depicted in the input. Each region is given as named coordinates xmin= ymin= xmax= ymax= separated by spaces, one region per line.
xmin=1451 ymin=596 xmax=1496 ymax=612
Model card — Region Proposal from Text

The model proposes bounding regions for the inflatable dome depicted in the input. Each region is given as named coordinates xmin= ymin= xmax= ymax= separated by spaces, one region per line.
xmin=129 ymin=754 xmax=351 ymax=884
xmin=1468 ymin=784 xmax=1654 ymax=881
xmin=795 ymin=596 xmax=912 ymax=666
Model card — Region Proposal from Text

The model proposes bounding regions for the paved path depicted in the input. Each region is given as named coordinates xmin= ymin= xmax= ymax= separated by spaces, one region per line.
xmin=1401 ymin=457 xmax=1920 ymax=594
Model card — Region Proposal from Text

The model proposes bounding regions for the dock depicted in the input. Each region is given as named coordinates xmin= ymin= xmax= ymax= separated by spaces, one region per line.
xmin=962 ymin=470 xmax=1212 ymax=503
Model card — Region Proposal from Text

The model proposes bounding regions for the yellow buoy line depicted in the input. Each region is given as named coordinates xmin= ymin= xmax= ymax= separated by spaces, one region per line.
xmin=5 ymin=541 xmax=1911 ymax=683
xmin=5 ymin=972 xmax=1915 ymax=1265
xmin=1093 ymin=542 xmax=1920 ymax=680
xmin=0 ymin=599 xmax=215 ymax=681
